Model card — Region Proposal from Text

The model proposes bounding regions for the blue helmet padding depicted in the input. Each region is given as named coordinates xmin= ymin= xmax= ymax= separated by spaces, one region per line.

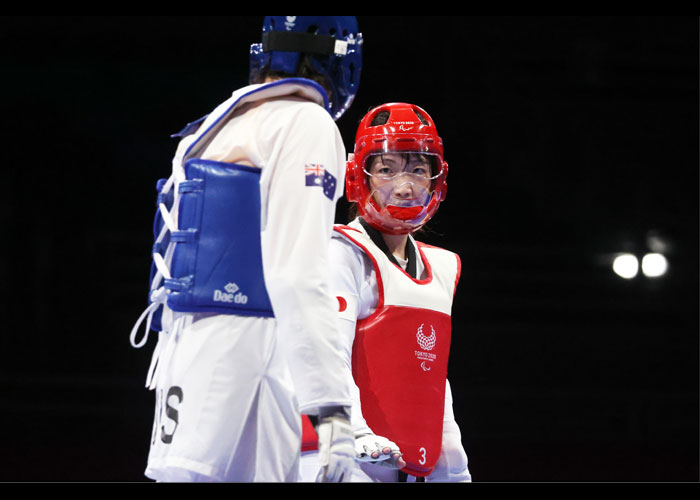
xmin=249 ymin=16 xmax=362 ymax=121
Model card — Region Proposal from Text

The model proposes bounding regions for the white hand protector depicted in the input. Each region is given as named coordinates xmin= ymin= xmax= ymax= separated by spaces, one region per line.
xmin=354 ymin=433 xmax=403 ymax=467
xmin=315 ymin=407 xmax=355 ymax=482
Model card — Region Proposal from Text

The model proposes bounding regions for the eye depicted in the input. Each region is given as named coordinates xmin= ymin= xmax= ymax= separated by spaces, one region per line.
xmin=411 ymin=166 xmax=430 ymax=177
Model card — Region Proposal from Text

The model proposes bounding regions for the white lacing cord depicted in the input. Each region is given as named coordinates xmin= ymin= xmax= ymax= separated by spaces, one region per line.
xmin=158 ymin=201 xmax=177 ymax=235
xmin=129 ymin=173 xmax=179 ymax=351
xmin=135 ymin=280 xmax=171 ymax=389
xmin=129 ymin=284 xmax=168 ymax=349
xmin=129 ymin=172 xmax=183 ymax=389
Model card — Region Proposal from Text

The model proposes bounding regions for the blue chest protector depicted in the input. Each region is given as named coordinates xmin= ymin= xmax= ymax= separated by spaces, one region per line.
xmin=148 ymin=158 xmax=274 ymax=332
xmin=169 ymin=159 xmax=273 ymax=315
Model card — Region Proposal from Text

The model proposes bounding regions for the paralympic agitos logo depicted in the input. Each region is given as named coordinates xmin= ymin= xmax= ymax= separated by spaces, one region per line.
xmin=414 ymin=323 xmax=437 ymax=372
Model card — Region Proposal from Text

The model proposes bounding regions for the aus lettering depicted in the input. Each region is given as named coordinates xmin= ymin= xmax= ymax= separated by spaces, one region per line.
xmin=152 ymin=386 xmax=183 ymax=445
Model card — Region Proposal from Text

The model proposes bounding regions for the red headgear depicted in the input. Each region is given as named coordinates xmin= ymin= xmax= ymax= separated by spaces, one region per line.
xmin=346 ymin=103 xmax=448 ymax=235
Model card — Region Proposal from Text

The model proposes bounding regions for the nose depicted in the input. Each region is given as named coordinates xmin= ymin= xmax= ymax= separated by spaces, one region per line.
xmin=392 ymin=178 xmax=416 ymax=199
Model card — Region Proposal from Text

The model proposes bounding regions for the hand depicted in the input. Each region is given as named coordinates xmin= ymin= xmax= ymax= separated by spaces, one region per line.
xmin=315 ymin=406 xmax=355 ymax=482
xmin=355 ymin=433 xmax=406 ymax=469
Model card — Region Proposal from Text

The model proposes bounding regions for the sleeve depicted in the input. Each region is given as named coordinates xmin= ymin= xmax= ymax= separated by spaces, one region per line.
xmin=327 ymin=236 xmax=375 ymax=436
xmin=258 ymin=102 xmax=352 ymax=414
xmin=427 ymin=379 xmax=472 ymax=482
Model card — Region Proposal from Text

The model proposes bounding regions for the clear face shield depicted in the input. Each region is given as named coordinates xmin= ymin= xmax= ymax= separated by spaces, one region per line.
xmin=362 ymin=152 xmax=444 ymax=231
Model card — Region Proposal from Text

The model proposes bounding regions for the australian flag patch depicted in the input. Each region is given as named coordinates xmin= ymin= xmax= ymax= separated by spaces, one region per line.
xmin=305 ymin=163 xmax=336 ymax=201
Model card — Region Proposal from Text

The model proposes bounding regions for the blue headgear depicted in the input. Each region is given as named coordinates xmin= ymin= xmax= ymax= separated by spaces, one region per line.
xmin=250 ymin=16 xmax=363 ymax=121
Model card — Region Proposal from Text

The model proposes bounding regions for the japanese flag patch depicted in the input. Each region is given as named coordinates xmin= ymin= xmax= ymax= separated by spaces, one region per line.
xmin=335 ymin=293 xmax=358 ymax=322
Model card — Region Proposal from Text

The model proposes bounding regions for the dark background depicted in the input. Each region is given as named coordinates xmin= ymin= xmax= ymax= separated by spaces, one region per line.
xmin=0 ymin=16 xmax=697 ymax=482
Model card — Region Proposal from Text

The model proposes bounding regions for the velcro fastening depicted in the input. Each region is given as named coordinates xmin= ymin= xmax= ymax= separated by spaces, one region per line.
xmin=263 ymin=31 xmax=337 ymax=56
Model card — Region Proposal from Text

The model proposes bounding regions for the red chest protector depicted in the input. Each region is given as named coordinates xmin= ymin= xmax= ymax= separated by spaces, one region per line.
xmin=301 ymin=223 xmax=461 ymax=477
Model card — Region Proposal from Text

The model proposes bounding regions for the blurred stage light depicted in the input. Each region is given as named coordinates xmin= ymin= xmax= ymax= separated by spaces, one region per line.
xmin=641 ymin=252 xmax=668 ymax=278
xmin=612 ymin=253 xmax=639 ymax=279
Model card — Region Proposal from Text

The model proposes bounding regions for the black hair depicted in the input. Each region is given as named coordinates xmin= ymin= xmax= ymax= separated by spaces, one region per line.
xmin=249 ymin=54 xmax=333 ymax=101
xmin=370 ymin=110 xmax=390 ymax=126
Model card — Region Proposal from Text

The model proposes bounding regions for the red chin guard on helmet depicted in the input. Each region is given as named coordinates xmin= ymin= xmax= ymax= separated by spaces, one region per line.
xmin=345 ymin=103 xmax=448 ymax=235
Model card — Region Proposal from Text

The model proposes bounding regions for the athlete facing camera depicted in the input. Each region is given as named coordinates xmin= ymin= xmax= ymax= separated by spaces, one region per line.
xmin=300 ymin=103 xmax=471 ymax=482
